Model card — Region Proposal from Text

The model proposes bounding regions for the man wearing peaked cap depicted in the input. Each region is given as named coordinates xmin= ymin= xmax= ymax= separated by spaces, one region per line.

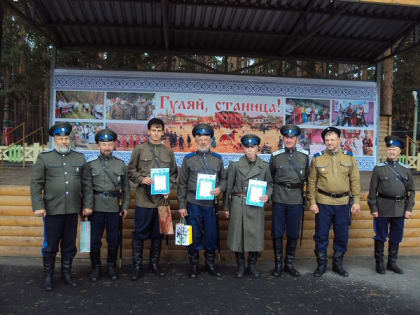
xmin=82 ymin=128 xmax=130 ymax=282
xmin=368 ymin=135 xmax=415 ymax=275
xmin=269 ymin=124 xmax=309 ymax=278
xmin=307 ymin=126 xmax=360 ymax=278
xmin=31 ymin=122 xmax=87 ymax=291
xmin=177 ymin=123 xmax=226 ymax=278
xmin=224 ymin=134 xmax=272 ymax=278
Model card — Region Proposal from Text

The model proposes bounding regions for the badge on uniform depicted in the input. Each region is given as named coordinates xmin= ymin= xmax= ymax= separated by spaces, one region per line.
xmin=175 ymin=217 xmax=193 ymax=246
xmin=80 ymin=220 xmax=91 ymax=253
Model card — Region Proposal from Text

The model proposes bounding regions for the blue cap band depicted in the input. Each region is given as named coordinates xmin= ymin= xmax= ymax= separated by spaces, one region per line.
xmin=196 ymin=128 xmax=211 ymax=135
xmin=284 ymin=129 xmax=299 ymax=137
xmin=243 ymin=138 xmax=259 ymax=146
xmin=387 ymin=139 xmax=402 ymax=148
xmin=53 ymin=127 xmax=70 ymax=135
xmin=98 ymin=134 xmax=115 ymax=141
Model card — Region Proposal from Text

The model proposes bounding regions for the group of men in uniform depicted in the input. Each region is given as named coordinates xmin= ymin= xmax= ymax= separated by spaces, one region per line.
xmin=31 ymin=120 xmax=415 ymax=291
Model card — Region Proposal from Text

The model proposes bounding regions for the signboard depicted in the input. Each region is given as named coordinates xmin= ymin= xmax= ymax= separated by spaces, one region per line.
xmin=52 ymin=69 xmax=379 ymax=170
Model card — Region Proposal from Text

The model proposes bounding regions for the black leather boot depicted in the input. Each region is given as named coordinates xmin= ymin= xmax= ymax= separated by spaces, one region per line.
xmin=89 ymin=248 xmax=102 ymax=282
xmin=332 ymin=251 xmax=349 ymax=277
xmin=284 ymin=239 xmax=300 ymax=277
xmin=61 ymin=256 xmax=77 ymax=287
xmin=313 ymin=251 xmax=327 ymax=277
xmin=131 ymin=234 xmax=144 ymax=281
xmin=188 ymin=248 xmax=199 ymax=278
xmin=205 ymin=250 xmax=222 ymax=277
xmin=149 ymin=238 xmax=165 ymax=277
xmin=107 ymin=246 xmax=118 ymax=281
xmin=247 ymin=252 xmax=260 ymax=278
xmin=43 ymin=255 xmax=55 ymax=291
xmin=235 ymin=252 xmax=245 ymax=278
xmin=272 ymin=239 xmax=283 ymax=277
xmin=387 ymin=242 xmax=404 ymax=274
xmin=374 ymin=240 xmax=385 ymax=274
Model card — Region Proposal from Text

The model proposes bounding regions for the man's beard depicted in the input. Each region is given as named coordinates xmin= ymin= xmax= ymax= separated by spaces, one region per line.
xmin=101 ymin=150 xmax=113 ymax=156
xmin=54 ymin=143 xmax=71 ymax=154
xmin=197 ymin=144 xmax=210 ymax=152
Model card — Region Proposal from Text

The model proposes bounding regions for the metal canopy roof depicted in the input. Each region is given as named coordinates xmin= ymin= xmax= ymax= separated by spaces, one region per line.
xmin=5 ymin=0 xmax=420 ymax=64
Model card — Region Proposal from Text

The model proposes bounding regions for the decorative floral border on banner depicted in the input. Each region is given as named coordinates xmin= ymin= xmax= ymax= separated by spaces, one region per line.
xmin=53 ymin=69 xmax=378 ymax=170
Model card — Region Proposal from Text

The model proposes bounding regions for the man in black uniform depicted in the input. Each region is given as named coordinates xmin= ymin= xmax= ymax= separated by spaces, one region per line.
xmin=368 ymin=135 xmax=415 ymax=274
xmin=31 ymin=122 xmax=87 ymax=291
xmin=269 ymin=125 xmax=309 ymax=277
xmin=83 ymin=129 xmax=130 ymax=281
xmin=177 ymin=124 xmax=226 ymax=278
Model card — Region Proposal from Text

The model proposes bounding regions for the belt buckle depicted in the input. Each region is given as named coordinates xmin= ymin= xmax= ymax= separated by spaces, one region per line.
xmin=330 ymin=192 xmax=337 ymax=198
xmin=395 ymin=196 xmax=402 ymax=202
xmin=103 ymin=191 xmax=109 ymax=198
xmin=285 ymin=183 xmax=292 ymax=190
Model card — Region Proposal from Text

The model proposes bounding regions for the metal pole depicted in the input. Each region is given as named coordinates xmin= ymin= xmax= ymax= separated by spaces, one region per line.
xmin=412 ymin=91 xmax=418 ymax=156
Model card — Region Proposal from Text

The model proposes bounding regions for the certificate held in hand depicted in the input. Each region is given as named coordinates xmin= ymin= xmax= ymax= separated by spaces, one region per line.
xmin=246 ymin=179 xmax=267 ymax=207
xmin=151 ymin=168 xmax=170 ymax=195
xmin=196 ymin=174 xmax=216 ymax=200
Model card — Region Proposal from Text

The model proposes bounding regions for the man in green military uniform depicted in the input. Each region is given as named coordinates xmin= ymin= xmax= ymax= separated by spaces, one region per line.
xmin=308 ymin=127 xmax=361 ymax=277
xmin=224 ymin=134 xmax=272 ymax=278
xmin=368 ymin=135 xmax=415 ymax=275
xmin=31 ymin=122 xmax=87 ymax=291
xmin=82 ymin=128 xmax=130 ymax=282
xmin=269 ymin=124 xmax=309 ymax=277
xmin=128 ymin=118 xmax=178 ymax=280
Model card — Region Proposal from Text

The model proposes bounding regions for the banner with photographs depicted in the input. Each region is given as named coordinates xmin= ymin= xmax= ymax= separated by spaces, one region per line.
xmin=52 ymin=70 xmax=378 ymax=170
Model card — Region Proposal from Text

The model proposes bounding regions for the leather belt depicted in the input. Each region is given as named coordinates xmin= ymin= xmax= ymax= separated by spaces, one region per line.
xmin=378 ymin=192 xmax=406 ymax=202
xmin=278 ymin=182 xmax=302 ymax=189
xmin=318 ymin=189 xmax=349 ymax=198
xmin=94 ymin=190 xmax=120 ymax=198
xmin=233 ymin=193 xmax=246 ymax=197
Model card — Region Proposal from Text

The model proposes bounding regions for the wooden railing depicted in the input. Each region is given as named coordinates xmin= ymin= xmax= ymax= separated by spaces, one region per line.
xmin=379 ymin=154 xmax=420 ymax=171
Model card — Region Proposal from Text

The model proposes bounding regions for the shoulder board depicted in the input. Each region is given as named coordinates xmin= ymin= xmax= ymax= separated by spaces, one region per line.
xmin=185 ymin=152 xmax=197 ymax=159
xmin=313 ymin=151 xmax=325 ymax=158
xmin=399 ymin=162 xmax=410 ymax=169
xmin=343 ymin=150 xmax=353 ymax=157
xmin=70 ymin=149 xmax=83 ymax=155
xmin=272 ymin=149 xmax=285 ymax=156
xmin=41 ymin=148 xmax=54 ymax=154
xmin=210 ymin=151 xmax=222 ymax=159
xmin=297 ymin=148 xmax=309 ymax=155
xmin=88 ymin=157 xmax=99 ymax=164
xmin=376 ymin=163 xmax=386 ymax=167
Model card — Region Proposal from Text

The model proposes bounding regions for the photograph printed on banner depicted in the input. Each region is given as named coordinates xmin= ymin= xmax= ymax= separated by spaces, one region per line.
xmin=154 ymin=93 xmax=284 ymax=154
xmin=331 ymin=100 xmax=374 ymax=128
xmin=297 ymin=128 xmax=325 ymax=155
xmin=55 ymin=91 xmax=104 ymax=120
xmin=285 ymin=98 xmax=330 ymax=127
xmin=65 ymin=122 xmax=104 ymax=150
xmin=106 ymin=92 xmax=156 ymax=121
xmin=106 ymin=123 xmax=149 ymax=151
xmin=340 ymin=129 xmax=374 ymax=156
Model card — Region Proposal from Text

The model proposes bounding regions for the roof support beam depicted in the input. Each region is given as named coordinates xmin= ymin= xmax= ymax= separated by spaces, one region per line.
xmin=177 ymin=55 xmax=222 ymax=73
xmin=161 ymin=0 xmax=170 ymax=50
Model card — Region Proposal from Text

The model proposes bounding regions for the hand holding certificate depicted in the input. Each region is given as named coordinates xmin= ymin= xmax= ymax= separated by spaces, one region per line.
xmin=196 ymin=174 xmax=216 ymax=200
xmin=151 ymin=168 xmax=170 ymax=195
xmin=246 ymin=179 xmax=268 ymax=207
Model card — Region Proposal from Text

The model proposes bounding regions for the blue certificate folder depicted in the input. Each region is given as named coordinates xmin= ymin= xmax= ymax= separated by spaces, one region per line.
xmin=151 ymin=168 xmax=170 ymax=195
xmin=196 ymin=174 xmax=216 ymax=200
xmin=246 ymin=180 xmax=267 ymax=207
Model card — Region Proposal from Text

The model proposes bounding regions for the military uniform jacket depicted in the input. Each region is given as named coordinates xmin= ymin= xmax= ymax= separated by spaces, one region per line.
xmin=83 ymin=155 xmax=130 ymax=212
xmin=269 ymin=147 xmax=309 ymax=205
xmin=128 ymin=142 xmax=178 ymax=208
xmin=30 ymin=149 xmax=87 ymax=215
xmin=367 ymin=160 xmax=415 ymax=217
xmin=177 ymin=150 xmax=226 ymax=209
xmin=308 ymin=149 xmax=360 ymax=206
xmin=223 ymin=155 xmax=273 ymax=252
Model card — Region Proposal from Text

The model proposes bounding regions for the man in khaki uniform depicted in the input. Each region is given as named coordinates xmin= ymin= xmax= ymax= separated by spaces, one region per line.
xmin=82 ymin=128 xmax=130 ymax=282
xmin=308 ymin=127 xmax=360 ymax=277
xmin=31 ymin=122 xmax=87 ymax=291
xmin=128 ymin=118 xmax=178 ymax=280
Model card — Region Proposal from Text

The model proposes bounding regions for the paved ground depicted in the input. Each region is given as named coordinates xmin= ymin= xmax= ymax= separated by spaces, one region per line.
xmin=1 ymin=256 xmax=419 ymax=315
xmin=2 ymin=164 xmax=420 ymax=189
